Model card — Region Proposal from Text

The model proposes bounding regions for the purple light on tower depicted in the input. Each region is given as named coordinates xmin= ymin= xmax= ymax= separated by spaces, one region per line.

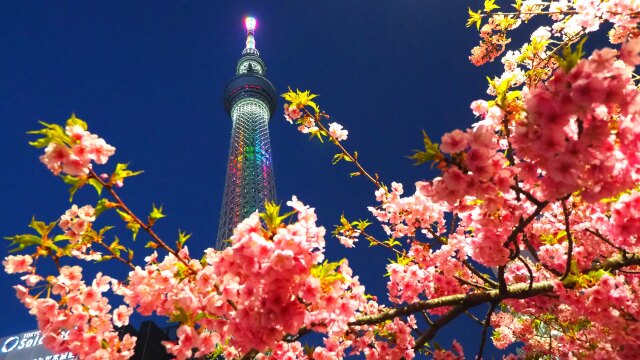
xmin=216 ymin=17 xmax=277 ymax=249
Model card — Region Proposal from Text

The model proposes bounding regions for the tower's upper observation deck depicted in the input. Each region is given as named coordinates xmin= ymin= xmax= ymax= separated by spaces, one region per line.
xmin=222 ymin=17 xmax=277 ymax=116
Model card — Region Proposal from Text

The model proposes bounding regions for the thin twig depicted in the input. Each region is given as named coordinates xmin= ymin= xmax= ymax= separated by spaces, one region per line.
xmin=517 ymin=255 xmax=535 ymax=291
xmin=464 ymin=311 xmax=485 ymax=326
xmin=455 ymin=275 xmax=493 ymax=291
xmin=421 ymin=311 xmax=434 ymax=326
xmin=94 ymin=240 xmax=135 ymax=270
xmin=360 ymin=230 xmax=405 ymax=257
xmin=476 ymin=302 xmax=498 ymax=360
xmin=561 ymin=200 xmax=574 ymax=280
xmin=305 ymin=110 xmax=382 ymax=189
xmin=585 ymin=229 xmax=627 ymax=253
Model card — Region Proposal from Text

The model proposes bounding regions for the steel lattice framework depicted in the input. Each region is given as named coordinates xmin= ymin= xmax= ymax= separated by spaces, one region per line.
xmin=216 ymin=18 xmax=277 ymax=249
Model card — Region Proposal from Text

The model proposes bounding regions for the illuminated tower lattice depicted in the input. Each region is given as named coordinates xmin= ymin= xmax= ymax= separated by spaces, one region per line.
xmin=216 ymin=17 xmax=277 ymax=249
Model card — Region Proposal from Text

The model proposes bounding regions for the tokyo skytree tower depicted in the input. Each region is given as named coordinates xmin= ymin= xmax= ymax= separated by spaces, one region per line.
xmin=216 ymin=17 xmax=277 ymax=249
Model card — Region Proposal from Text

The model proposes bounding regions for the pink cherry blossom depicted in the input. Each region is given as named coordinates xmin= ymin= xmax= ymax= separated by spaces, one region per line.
xmin=328 ymin=122 xmax=348 ymax=141
xmin=38 ymin=122 xmax=115 ymax=176
xmin=3 ymin=255 xmax=34 ymax=274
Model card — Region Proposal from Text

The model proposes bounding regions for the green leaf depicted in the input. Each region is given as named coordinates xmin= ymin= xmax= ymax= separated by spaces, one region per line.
xmin=410 ymin=130 xmax=442 ymax=165
xmin=352 ymin=219 xmax=372 ymax=232
xmin=490 ymin=75 xmax=516 ymax=107
xmin=466 ymin=7 xmax=483 ymax=30
xmin=5 ymin=234 xmax=42 ymax=252
xmin=116 ymin=209 xmax=140 ymax=240
xmin=395 ymin=254 xmax=413 ymax=266
xmin=308 ymin=128 xmax=325 ymax=143
xmin=311 ymin=259 xmax=346 ymax=285
xmin=332 ymin=153 xmax=344 ymax=165
xmin=98 ymin=226 xmax=114 ymax=238
xmin=87 ymin=178 xmax=103 ymax=196
xmin=28 ymin=218 xmax=57 ymax=237
xmin=145 ymin=241 xmax=158 ymax=249
xmin=513 ymin=0 xmax=522 ymax=10
xmin=555 ymin=37 xmax=588 ymax=72
xmin=177 ymin=230 xmax=192 ymax=249
xmin=281 ymin=88 xmax=320 ymax=112
xmin=95 ymin=199 xmax=111 ymax=217
xmin=259 ymin=201 xmax=296 ymax=232
xmin=128 ymin=222 xmax=140 ymax=241
xmin=66 ymin=113 xmax=88 ymax=131
xmin=349 ymin=172 xmax=361 ymax=177
xmin=53 ymin=234 xmax=71 ymax=242
xmin=61 ymin=175 xmax=85 ymax=202
xmin=109 ymin=237 xmax=126 ymax=257
xmin=116 ymin=209 xmax=132 ymax=223
xmin=27 ymin=122 xmax=72 ymax=148
xmin=385 ymin=238 xmax=401 ymax=248
xmin=169 ymin=307 xmax=189 ymax=324
xmin=112 ymin=163 xmax=144 ymax=184
xmin=587 ymin=269 xmax=611 ymax=282
xmin=484 ymin=0 xmax=500 ymax=12
xmin=148 ymin=203 xmax=166 ymax=226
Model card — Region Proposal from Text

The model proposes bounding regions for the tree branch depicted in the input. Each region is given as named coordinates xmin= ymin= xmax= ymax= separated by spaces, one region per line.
xmin=350 ymin=252 xmax=640 ymax=327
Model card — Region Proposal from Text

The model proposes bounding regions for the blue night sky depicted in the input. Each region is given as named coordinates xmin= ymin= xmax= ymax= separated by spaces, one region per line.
xmin=0 ymin=1 xmax=508 ymax=357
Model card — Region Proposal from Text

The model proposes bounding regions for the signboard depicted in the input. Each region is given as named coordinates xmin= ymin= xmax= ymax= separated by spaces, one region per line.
xmin=0 ymin=330 xmax=77 ymax=360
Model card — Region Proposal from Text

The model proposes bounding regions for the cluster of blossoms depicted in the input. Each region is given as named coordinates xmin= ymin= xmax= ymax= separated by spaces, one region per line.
xmin=40 ymin=124 xmax=115 ymax=176
xmin=114 ymin=197 xmax=368 ymax=359
xmin=284 ymin=103 xmax=318 ymax=134
xmin=284 ymin=103 xmax=303 ymax=123
xmin=513 ymin=43 xmax=640 ymax=201
xmin=59 ymin=204 xmax=96 ymax=242
xmin=328 ymin=122 xmax=348 ymax=141
xmin=470 ymin=0 xmax=640 ymax=69
xmin=368 ymin=182 xmax=446 ymax=239
xmin=386 ymin=238 xmax=471 ymax=314
xmin=4 ymin=262 xmax=136 ymax=359
xmin=469 ymin=22 xmax=511 ymax=66
xmin=336 ymin=226 xmax=360 ymax=248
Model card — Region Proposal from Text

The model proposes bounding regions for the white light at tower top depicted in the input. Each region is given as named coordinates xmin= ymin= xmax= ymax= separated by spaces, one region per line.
xmin=245 ymin=17 xmax=257 ymax=32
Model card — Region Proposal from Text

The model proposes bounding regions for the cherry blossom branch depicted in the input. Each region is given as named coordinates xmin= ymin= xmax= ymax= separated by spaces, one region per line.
xmin=88 ymin=169 xmax=195 ymax=273
xmin=94 ymin=239 xmax=135 ymax=270
xmin=305 ymin=110 xmax=382 ymax=189
xmin=510 ymin=185 xmax=545 ymax=207
xmin=493 ymin=10 xmax=578 ymax=16
xmin=422 ymin=226 xmax=499 ymax=288
xmin=414 ymin=304 xmax=468 ymax=350
xmin=504 ymin=201 xmax=550 ymax=248
xmin=360 ymin=230 xmax=405 ymax=256
xmin=350 ymin=252 xmax=640 ymax=326
xmin=585 ymin=228 xmax=628 ymax=253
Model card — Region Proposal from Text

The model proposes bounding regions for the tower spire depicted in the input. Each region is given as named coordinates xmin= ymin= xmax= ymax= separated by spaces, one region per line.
xmin=217 ymin=17 xmax=277 ymax=249
xmin=243 ymin=17 xmax=259 ymax=56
